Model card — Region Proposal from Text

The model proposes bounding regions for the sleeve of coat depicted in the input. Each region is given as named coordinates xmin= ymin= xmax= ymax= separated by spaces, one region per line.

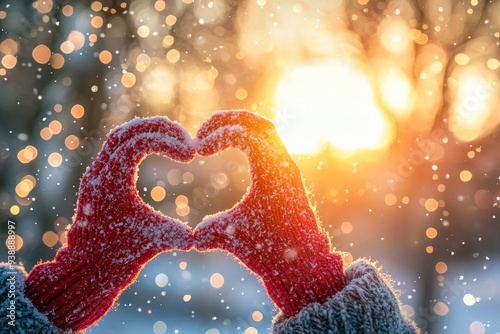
xmin=1 ymin=263 xmax=65 ymax=334
xmin=272 ymin=260 xmax=420 ymax=334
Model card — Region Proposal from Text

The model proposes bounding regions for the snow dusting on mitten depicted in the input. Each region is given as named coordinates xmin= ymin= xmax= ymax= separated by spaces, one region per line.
xmin=194 ymin=110 xmax=345 ymax=318
xmin=25 ymin=117 xmax=195 ymax=331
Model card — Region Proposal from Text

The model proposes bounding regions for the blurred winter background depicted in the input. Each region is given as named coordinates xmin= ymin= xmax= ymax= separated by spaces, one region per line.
xmin=1 ymin=0 xmax=500 ymax=333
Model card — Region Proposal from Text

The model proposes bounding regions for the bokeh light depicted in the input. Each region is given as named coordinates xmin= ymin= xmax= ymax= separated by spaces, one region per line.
xmin=274 ymin=60 xmax=394 ymax=154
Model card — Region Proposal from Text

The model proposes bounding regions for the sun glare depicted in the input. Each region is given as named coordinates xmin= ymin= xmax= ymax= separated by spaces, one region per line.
xmin=379 ymin=71 xmax=414 ymax=118
xmin=273 ymin=60 xmax=394 ymax=155
xmin=449 ymin=69 xmax=499 ymax=142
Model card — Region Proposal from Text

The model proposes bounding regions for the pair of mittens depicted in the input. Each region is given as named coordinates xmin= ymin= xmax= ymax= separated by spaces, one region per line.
xmin=26 ymin=111 xmax=345 ymax=332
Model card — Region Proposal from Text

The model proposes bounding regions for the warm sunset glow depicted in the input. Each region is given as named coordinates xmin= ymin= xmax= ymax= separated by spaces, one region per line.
xmin=380 ymin=19 xmax=411 ymax=53
xmin=142 ymin=65 xmax=176 ymax=105
xmin=274 ymin=60 xmax=394 ymax=154
xmin=379 ymin=71 xmax=414 ymax=118
xmin=449 ymin=69 xmax=499 ymax=142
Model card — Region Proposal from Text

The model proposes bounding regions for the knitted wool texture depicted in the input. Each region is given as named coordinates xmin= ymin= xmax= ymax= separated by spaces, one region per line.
xmin=273 ymin=260 xmax=420 ymax=334
xmin=0 ymin=264 xmax=64 ymax=333
xmin=194 ymin=111 xmax=345 ymax=317
xmin=24 ymin=117 xmax=195 ymax=331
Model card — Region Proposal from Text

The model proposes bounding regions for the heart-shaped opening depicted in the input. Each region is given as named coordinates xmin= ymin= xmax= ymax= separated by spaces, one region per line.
xmin=137 ymin=148 xmax=251 ymax=229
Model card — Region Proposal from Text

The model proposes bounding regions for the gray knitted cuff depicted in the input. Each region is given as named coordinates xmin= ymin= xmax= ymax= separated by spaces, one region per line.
xmin=1 ymin=263 xmax=66 ymax=334
xmin=272 ymin=260 xmax=420 ymax=334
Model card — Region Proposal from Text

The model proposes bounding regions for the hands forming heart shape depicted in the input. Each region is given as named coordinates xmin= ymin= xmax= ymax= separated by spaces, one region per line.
xmin=24 ymin=111 xmax=344 ymax=331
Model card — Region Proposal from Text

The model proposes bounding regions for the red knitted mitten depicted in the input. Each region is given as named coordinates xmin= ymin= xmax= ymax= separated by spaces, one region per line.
xmin=25 ymin=117 xmax=195 ymax=331
xmin=194 ymin=111 xmax=345 ymax=317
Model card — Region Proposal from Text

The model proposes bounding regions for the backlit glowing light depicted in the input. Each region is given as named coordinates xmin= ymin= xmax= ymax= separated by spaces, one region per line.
xmin=33 ymin=0 xmax=53 ymax=14
xmin=433 ymin=302 xmax=449 ymax=316
xmin=449 ymin=70 xmax=499 ymax=141
xmin=167 ymin=169 xmax=181 ymax=185
xmin=426 ymin=227 xmax=438 ymax=239
xmin=380 ymin=19 xmax=411 ymax=53
xmin=474 ymin=189 xmax=492 ymax=209
xmin=384 ymin=193 xmax=397 ymax=206
xmin=154 ymin=0 xmax=166 ymax=11
xmin=379 ymin=71 xmax=413 ymax=117
xmin=463 ymin=293 xmax=476 ymax=306
xmin=166 ymin=49 xmax=180 ymax=63
xmin=49 ymin=120 xmax=62 ymax=134
xmin=166 ymin=15 xmax=177 ymax=26
xmin=64 ymin=135 xmax=79 ymax=150
xmin=48 ymin=152 xmax=63 ymax=167
xmin=252 ymin=311 xmax=263 ymax=322
xmin=137 ymin=25 xmax=151 ymax=38
xmin=242 ymin=327 xmax=258 ymax=334
xmin=454 ymin=53 xmax=470 ymax=65
xmin=15 ymin=175 xmax=36 ymax=198
xmin=155 ymin=273 xmax=169 ymax=287
xmin=90 ymin=1 xmax=102 ymax=11
xmin=424 ymin=198 xmax=439 ymax=212
xmin=151 ymin=186 xmax=166 ymax=202
xmin=460 ymin=170 xmax=472 ymax=182
xmin=435 ymin=261 xmax=448 ymax=274
xmin=5 ymin=231 xmax=22 ymax=249
xmin=235 ymin=88 xmax=248 ymax=100
xmin=401 ymin=304 xmax=415 ymax=318
xmin=341 ymin=251 xmax=354 ymax=267
xmin=469 ymin=321 xmax=485 ymax=334
xmin=195 ymin=70 xmax=217 ymax=90
xmin=340 ymin=221 xmax=353 ymax=234
xmin=7 ymin=235 xmax=23 ymax=251
xmin=182 ymin=172 xmax=194 ymax=184
xmin=1 ymin=55 xmax=17 ymax=69
xmin=176 ymin=195 xmax=190 ymax=217
xmin=210 ymin=273 xmax=224 ymax=288
xmin=274 ymin=60 xmax=394 ymax=154
xmin=162 ymin=35 xmax=174 ymax=47
xmin=121 ymin=72 xmax=137 ymax=88
xmin=0 ymin=39 xmax=18 ymax=55
xmin=142 ymin=65 xmax=176 ymax=104
xmin=136 ymin=53 xmax=151 ymax=72
xmin=17 ymin=146 xmax=38 ymax=163
xmin=50 ymin=53 xmax=65 ymax=69
xmin=15 ymin=181 xmax=30 ymax=197
xmin=487 ymin=58 xmax=500 ymax=70
xmin=61 ymin=4 xmax=73 ymax=16
xmin=71 ymin=104 xmax=85 ymax=119
xmin=40 ymin=127 xmax=52 ymax=140
xmin=10 ymin=205 xmax=20 ymax=215
xmin=60 ymin=41 xmax=75 ymax=54
xmin=32 ymin=44 xmax=51 ymax=64
xmin=91 ymin=16 xmax=104 ymax=29
xmin=67 ymin=31 xmax=85 ymax=50
xmin=58 ymin=231 xmax=68 ymax=246
xmin=99 ymin=50 xmax=112 ymax=64
xmin=42 ymin=231 xmax=59 ymax=247
xmin=211 ymin=172 xmax=229 ymax=190
xmin=183 ymin=294 xmax=191 ymax=302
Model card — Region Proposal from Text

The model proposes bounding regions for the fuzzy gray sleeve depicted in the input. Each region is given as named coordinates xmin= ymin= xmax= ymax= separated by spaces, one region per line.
xmin=0 ymin=263 xmax=65 ymax=334
xmin=272 ymin=260 xmax=420 ymax=334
